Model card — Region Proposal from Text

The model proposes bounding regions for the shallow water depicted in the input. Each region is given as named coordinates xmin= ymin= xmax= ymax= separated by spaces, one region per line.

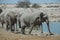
xmin=43 ymin=22 xmax=60 ymax=34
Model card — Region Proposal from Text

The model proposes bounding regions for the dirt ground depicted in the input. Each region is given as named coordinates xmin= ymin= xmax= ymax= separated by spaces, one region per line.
xmin=0 ymin=27 xmax=60 ymax=40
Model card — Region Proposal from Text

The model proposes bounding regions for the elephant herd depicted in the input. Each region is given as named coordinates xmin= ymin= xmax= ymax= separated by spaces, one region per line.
xmin=0 ymin=8 xmax=54 ymax=35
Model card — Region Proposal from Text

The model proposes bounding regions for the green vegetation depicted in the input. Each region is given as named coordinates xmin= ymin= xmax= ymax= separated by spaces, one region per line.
xmin=32 ymin=3 xmax=40 ymax=8
xmin=16 ymin=0 xmax=31 ymax=8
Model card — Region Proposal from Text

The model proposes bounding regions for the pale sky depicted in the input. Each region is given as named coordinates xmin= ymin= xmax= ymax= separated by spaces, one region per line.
xmin=0 ymin=0 xmax=60 ymax=4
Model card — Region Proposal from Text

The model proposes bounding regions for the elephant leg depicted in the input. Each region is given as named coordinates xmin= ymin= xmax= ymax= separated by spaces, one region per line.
xmin=16 ymin=20 xmax=19 ymax=31
xmin=10 ymin=24 xmax=13 ymax=32
xmin=40 ymin=22 xmax=43 ymax=34
xmin=19 ymin=21 xmax=21 ymax=28
xmin=9 ymin=23 xmax=14 ymax=32
xmin=16 ymin=23 xmax=18 ymax=31
xmin=46 ymin=20 xmax=54 ymax=35
xmin=6 ymin=23 xmax=9 ymax=31
xmin=21 ymin=26 xmax=26 ymax=34
xmin=2 ymin=23 xmax=4 ymax=28
xmin=13 ymin=24 xmax=15 ymax=32
xmin=28 ymin=24 xmax=34 ymax=34
xmin=10 ymin=25 xmax=14 ymax=32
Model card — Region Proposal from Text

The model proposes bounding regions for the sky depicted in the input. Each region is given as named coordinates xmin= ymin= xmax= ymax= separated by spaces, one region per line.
xmin=0 ymin=0 xmax=60 ymax=4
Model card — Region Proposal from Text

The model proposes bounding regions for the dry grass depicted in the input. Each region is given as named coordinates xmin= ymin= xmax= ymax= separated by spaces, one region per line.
xmin=0 ymin=27 xmax=60 ymax=40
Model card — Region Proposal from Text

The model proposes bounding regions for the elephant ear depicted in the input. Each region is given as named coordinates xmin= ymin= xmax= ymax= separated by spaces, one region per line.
xmin=43 ymin=14 xmax=48 ymax=20
xmin=40 ymin=12 xmax=44 ymax=19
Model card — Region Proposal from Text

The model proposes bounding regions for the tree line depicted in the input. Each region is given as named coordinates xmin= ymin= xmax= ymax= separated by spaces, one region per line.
xmin=16 ymin=0 xmax=40 ymax=8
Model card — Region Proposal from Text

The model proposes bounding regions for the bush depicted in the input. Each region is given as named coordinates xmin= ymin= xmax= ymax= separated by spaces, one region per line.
xmin=32 ymin=3 xmax=40 ymax=8
xmin=16 ymin=0 xmax=31 ymax=8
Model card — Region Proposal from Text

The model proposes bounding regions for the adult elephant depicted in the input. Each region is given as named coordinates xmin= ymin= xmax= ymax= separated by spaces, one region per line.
xmin=5 ymin=11 xmax=22 ymax=32
xmin=0 ymin=10 xmax=12 ymax=29
xmin=20 ymin=12 xmax=53 ymax=35
xmin=0 ymin=8 xmax=22 ymax=32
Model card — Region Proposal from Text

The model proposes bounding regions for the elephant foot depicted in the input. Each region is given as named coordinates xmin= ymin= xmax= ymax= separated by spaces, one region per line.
xmin=6 ymin=28 xmax=10 ymax=31
xmin=11 ymin=30 xmax=15 ymax=33
xmin=6 ymin=26 xmax=10 ymax=31
xmin=16 ymin=30 xmax=19 ymax=32
xmin=6 ymin=29 xmax=9 ymax=31
xmin=49 ymin=33 xmax=54 ymax=35
xmin=2 ymin=26 xmax=4 ymax=28
xmin=11 ymin=29 xmax=15 ymax=33
xmin=21 ymin=32 xmax=26 ymax=35
xmin=46 ymin=33 xmax=54 ymax=36
xmin=15 ymin=31 xmax=20 ymax=34
xmin=22 ymin=33 xmax=26 ymax=34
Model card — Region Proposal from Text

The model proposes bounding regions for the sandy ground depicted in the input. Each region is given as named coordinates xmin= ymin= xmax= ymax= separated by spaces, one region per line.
xmin=0 ymin=26 xmax=60 ymax=40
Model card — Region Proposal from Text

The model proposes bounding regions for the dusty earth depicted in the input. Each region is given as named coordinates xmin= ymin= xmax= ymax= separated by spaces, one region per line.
xmin=0 ymin=26 xmax=60 ymax=40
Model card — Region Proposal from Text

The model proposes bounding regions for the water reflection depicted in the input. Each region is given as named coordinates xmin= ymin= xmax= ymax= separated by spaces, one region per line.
xmin=43 ymin=22 xmax=60 ymax=34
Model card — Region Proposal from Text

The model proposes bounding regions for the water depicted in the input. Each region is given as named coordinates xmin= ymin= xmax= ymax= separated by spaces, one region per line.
xmin=43 ymin=22 xmax=60 ymax=34
xmin=16 ymin=22 xmax=60 ymax=34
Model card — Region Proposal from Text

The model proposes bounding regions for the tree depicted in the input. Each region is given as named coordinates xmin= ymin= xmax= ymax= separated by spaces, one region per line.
xmin=16 ymin=0 xmax=31 ymax=8
xmin=32 ymin=3 xmax=40 ymax=8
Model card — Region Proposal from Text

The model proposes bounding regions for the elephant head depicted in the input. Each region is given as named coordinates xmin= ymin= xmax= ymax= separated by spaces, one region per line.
xmin=39 ymin=12 xmax=54 ymax=35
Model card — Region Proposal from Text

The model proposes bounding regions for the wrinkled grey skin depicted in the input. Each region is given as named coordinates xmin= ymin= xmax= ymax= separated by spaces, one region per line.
xmin=20 ymin=12 xmax=53 ymax=35
xmin=5 ymin=11 xmax=17 ymax=32
xmin=5 ymin=11 xmax=22 ymax=32
xmin=0 ymin=16 xmax=5 ymax=28
xmin=0 ymin=9 xmax=12 ymax=28
xmin=0 ymin=10 xmax=5 ymax=28
xmin=0 ymin=8 xmax=4 ymax=28
xmin=0 ymin=10 xmax=22 ymax=32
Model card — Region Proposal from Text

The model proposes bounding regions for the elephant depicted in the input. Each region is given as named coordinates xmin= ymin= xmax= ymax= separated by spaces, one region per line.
xmin=0 ymin=10 xmax=13 ymax=28
xmin=5 ymin=11 xmax=16 ymax=32
xmin=0 ymin=8 xmax=22 ymax=32
xmin=5 ymin=11 xmax=23 ymax=32
xmin=20 ymin=12 xmax=54 ymax=35
xmin=0 ymin=8 xmax=11 ymax=28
